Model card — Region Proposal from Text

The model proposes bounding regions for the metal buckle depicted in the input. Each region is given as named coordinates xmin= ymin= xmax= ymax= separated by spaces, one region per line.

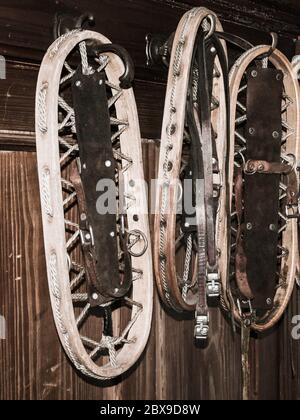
xmin=285 ymin=204 xmax=300 ymax=219
xmin=194 ymin=313 xmax=209 ymax=340
xmin=80 ymin=224 xmax=95 ymax=247
xmin=237 ymin=299 xmax=254 ymax=327
xmin=207 ymin=271 xmax=221 ymax=297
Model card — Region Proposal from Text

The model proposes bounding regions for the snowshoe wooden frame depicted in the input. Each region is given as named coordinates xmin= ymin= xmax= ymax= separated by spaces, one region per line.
xmin=154 ymin=7 xmax=228 ymax=332
xmin=35 ymin=30 xmax=153 ymax=379
xmin=220 ymin=45 xmax=300 ymax=332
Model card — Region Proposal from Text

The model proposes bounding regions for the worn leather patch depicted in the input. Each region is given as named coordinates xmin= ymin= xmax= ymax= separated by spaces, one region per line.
xmin=243 ymin=67 xmax=283 ymax=311
xmin=72 ymin=68 xmax=131 ymax=299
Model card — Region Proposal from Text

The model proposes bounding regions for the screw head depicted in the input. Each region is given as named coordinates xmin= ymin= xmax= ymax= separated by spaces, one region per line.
xmin=75 ymin=80 xmax=81 ymax=87
xmin=80 ymin=213 xmax=87 ymax=221
xmin=246 ymin=223 xmax=253 ymax=230
xmin=272 ymin=131 xmax=280 ymax=139
xmin=276 ymin=73 xmax=282 ymax=81
xmin=82 ymin=163 xmax=87 ymax=170
xmin=251 ymin=70 xmax=258 ymax=78
xmin=249 ymin=127 xmax=255 ymax=135
xmin=266 ymin=298 xmax=272 ymax=305
xmin=110 ymin=231 xmax=115 ymax=238
xmin=129 ymin=179 xmax=135 ymax=187
xmin=269 ymin=224 xmax=276 ymax=231
xmin=99 ymin=79 xmax=103 ymax=85
xmin=105 ymin=160 xmax=112 ymax=168
xmin=184 ymin=222 xmax=190 ymax=228
xmin=85 ymin=233 xmax=91 ymax=240
xmin=92 ymin=293 xmax=98 ymax=300
xmin=210 ymin=47 xmax=216 ymax=54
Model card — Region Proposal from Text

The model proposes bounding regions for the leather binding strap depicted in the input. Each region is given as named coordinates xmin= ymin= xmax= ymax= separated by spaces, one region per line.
xmin=236 ymin=67 xmax=284 ymax=312
xmin=186 ymin=29 xmax=230 ymax=337
xmin=72 ymin=68 xmax=132 ymax=305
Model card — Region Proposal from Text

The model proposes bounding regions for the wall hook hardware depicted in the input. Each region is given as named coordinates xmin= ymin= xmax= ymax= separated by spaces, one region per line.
xmin=53 ymin=12 xmax=95 ymax=40
xmin=145 ymin=33 xmax=174 ymax=68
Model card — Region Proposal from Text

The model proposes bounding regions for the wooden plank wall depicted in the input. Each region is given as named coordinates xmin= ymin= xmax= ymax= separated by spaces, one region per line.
xmin=0 ymin=0 xmax=300 ymax=400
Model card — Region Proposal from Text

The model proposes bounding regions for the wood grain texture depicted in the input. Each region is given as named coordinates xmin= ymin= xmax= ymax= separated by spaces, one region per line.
xmin=1 ymin=145 xmax=299 ymax=400
xmin=0 ymin=61 xmax=165 ymax=146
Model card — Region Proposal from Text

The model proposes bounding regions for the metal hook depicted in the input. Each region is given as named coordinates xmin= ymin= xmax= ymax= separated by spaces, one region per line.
xmin=204 ymin=14 xmax=216 ymax=40
xmin=75 ymin=12 xmax=95 ymax=30
xmin=259 ymin=32 xmax=278 ymax=60
xmin=53 ymin=12 xmax=95 ymax=40
xmin=94 ymin=43 xmax=135 ymax=89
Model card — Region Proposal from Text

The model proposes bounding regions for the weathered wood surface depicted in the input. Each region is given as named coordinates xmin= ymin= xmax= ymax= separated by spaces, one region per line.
xmin=0 ymin=0 xmax=300 ymax=400
xmin=1 ymin=145 xmax=300 ymax=400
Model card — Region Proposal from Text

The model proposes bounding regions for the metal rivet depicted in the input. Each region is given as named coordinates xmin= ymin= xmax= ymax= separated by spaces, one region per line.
xmin=184 ymin=222 xmax=190 ymax=228
xmin=249 ymin=127 xmax=255 ymax=135
xmin=82 ymin=163 xmax=87 ymax=170
xmin=258 ymin=163 xmax=264 ymax=171
xmin=80 ymin=213 xmax=87 ymax=221
xmin=105 ymin=160 xmax=112 ymax=168
xmin=272 ymin=131 xmax=279 ymax=139
xmin=276 ymin=73 xmax=282 ymax=81
xmin=269 ymin=224 xmax=276 ymax=231
xmin=110 ymin=231 xmax=115 ymax=237
xmin=99 ymin=80 xmax=103 ymax=85
xmin=85 ymin=233 xmax=91 ymax=240
xmin=210 ymin=47 xmax=216 ymax=53
xmin=165 ymin=161 xmax=173 ymax=172
xmin=244 ymin=319 xmax=251 ymax=327
xmin=266 ymin=298 xmax=272 ymax=305
xmin=246 ymin=223 xmax=253 ymax=230
xmin=92 ymin=293 xmax=98 ymax=300
xmin=75 ymin=80 xmax=81 ymax=87
xmin=114 ymin=288 xmax=119 ymax=294
xmin=129 ymin=179 xmax=135 ymax=187
xmin=251 ymin=70 xmax=258 ymax=78
xmin=168 ymin=124 xmax=176 ymax=135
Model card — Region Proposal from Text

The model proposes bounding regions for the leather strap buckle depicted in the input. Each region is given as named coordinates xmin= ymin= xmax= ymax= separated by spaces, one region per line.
xmin=207 ymin=271 xmax=221 ymax=297
xmin=285 ymin=203 xmax=300 ymax=219
xmin=80 ymin=224 xmax=95 ymax=248
xmin=194 ymin=313 xmax=209 ymax=340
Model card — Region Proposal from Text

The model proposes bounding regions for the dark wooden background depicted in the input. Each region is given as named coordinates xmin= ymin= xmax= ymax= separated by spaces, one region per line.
xmin=0 ymin=0 xmax=300 ymax=400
